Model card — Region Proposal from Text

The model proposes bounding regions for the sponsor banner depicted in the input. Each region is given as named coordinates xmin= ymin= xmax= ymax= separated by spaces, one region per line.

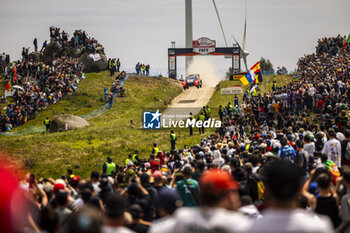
xmin=233 ymin=55 xmax=240 ymax=69
xmin=192 ymin=37 xmax=216 ymax=54
xmin=221 ymin=87 xmax=243 ymax=95
xmin=192 ymin=37 xmax=216 ymax=48
xmin=89 ymin=53 xmax=101 ymax=62
xmin=193 ymin=47 xmax=215 ymax=55
xmin=169 ymin=57 xmax=176 ymax=71
xmin=233 ymin=75 xmax=244 ymax=80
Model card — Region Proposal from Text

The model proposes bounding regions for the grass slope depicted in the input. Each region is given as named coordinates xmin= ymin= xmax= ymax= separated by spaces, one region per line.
xmin=0 ymin=72 xmax=210 ymax=178
xmin=0 ymin=73 xmax=294 ymax=178
xmin=208 ymin=74 xmax=294 ymax=108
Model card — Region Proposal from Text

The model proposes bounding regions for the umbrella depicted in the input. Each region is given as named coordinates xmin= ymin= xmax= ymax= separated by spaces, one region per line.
xmin=12 ymin=85 xmax=24 ymax=91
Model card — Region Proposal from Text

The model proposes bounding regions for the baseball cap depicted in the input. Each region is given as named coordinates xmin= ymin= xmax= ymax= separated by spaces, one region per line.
xmin=158 ymin=187 xmax=182 ymax=214
xmin=199 ymin=169 xmax=238 ymax=194
xmin=53 ymin=183 xmax=65 ymax=193
xmin=144 ymin=162 xmax=151 ymax=169
xmin=153 ymin=170 xmax=162 ymax=179
xmin=70 ymin=175 xmax=80 ymax=184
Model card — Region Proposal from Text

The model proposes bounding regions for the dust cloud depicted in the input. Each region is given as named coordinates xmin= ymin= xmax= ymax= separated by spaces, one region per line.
xmin=186 ymin=56 xmax=224 ymax=87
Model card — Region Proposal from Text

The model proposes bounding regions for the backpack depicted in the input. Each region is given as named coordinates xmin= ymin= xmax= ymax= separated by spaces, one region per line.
xmin=281 ymin=146 xmax=295 ymax=162
xmin=247 ymin=174 xmax=259 ymax=201
xmin=173 ymin=160 xmax=182 ymax=170
xmin=315 ymin=140 xmax=324 ymax=152
xmin=345 ymin=141 xmax=350 ymax=160
xmin=238 ymin=180 xmax=249 ymax=197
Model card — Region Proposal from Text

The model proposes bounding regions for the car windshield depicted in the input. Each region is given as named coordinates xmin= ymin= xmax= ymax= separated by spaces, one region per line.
xmin=186 ymin=76 xmax=196 ymax=81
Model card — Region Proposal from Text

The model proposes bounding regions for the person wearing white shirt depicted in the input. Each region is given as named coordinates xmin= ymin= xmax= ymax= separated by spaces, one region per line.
xmin=245 ymin=159 xmax=334 ymax=233
xmin=149 ymin=169 xmax=251 ymax=233
xmin=322 ymin=129 xmax=342 ymax=167
xmin=303 ymin=134 xmax=315 ymax=160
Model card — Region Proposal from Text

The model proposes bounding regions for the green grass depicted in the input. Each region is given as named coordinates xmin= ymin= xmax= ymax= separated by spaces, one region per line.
xmin=0 ymin=73 xmax=212 ymax=178
xmin=208 ymin=74 xmax=294 ymax=108
xmin=0 ymin=73 xmax=295 ymax=178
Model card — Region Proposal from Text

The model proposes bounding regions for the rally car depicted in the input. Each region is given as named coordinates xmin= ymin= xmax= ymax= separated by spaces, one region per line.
xmin=182 ymin=74 xmax=202 ymax=90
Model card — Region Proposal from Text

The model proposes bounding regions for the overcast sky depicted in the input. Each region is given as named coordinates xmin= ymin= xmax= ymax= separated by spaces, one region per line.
xmin=0 ymin=0 xmax=349 ymax=77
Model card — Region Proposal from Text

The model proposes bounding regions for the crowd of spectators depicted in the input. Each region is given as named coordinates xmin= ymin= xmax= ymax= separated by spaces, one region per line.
xmin=0 ymin=57 xmax=84 ymax=132
xmin=135 ymin=62 xmax=150 ymax=75
xmin=0 ymin=26 xmax=111 ymax=132
xmin=316 ymin=35 xmax=350 ymax=56
xmin=49 ymin=26 xmax=105 ymax=54
xmin=2 ymin=36 xmax=350 ymax=232
xmin=105 ymin=71 xmax=127 ymax=108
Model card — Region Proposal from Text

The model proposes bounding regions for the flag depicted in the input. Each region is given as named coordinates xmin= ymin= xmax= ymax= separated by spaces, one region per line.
xmin=343 ymin=34 xmax=350 ymax=50
xmin=250 ymin=62 xmax=261 ymax=73
xmin=324 ymin=159 xmax=340 ymax=177
xmin=255 ymin=72 xmax=263 ymax=83
xmin=5 ymin=81 xmax=12 ymax=91
xmin=4 ymin=88 xmax=15 ymax=97
xmin=250 ymin=84 xmax=258 ymax=93
xmin=13 ymin=66 xmax=17 ymax=82
xmin=250 ymin=62 xmax=263 ymax=83
xmin=239 ymin=76 xmax=249 ymax=85
xmin=240 ymin=70 xmax=254 ymax=85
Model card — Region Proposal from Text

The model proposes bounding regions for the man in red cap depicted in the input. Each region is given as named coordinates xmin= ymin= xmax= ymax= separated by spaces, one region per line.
xmin=149 ymin=169 xmax=251 ymax=233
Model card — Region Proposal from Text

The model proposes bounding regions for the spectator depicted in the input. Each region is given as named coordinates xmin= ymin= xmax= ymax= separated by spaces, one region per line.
xmin=338 ymin=166 xmax=350 ymax=233
xmin=102 ymin=193 xmax=134 ymax=233
xmin=322 ymin=128 xmax=342 ymax=167
xmin=246 ymin=159 xmax=333 ymax=233
xmin=55 ymin=190 xmax=72 ymax=225
xmin=150 ymin=169 xmax=251 ymax=233
xmin=175 ymin=166 xmax=199 ymax=207
xmin=40 ymin=40 xmax=47 ymax=53
xmin=33 ymin=38 xmax=38 ymax=52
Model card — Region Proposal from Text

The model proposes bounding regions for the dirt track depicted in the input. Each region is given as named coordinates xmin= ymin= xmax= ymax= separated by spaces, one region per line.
xmin=162 ymin=85 xmax=215 ymax=121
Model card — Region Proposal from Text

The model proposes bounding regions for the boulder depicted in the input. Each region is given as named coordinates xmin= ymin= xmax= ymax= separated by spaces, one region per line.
xmin=28 ymin=52 xmax=41 ymax=63
xmin=49 ymin=114 xmax=90 ymax=133
xmin=66 ymin=47 xmax=84 ymax=58
xmin=79 ymin=52 xmax=108 ymax=73
xmin=43 ymin=42 xmax=64 ymax=64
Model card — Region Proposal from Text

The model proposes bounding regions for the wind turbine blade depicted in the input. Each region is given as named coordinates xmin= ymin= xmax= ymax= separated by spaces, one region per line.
xmin=212 ymin=0 xmax=228 ymax=47
xmin=243 ymin=55 xmax=249 ymax=72
xmin=242 ymin=0 xmax=247 ymax=51
xmin=231 ymin=34 xmax=241 ymax=48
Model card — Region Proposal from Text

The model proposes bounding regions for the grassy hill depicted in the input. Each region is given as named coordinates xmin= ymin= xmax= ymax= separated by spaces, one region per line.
xmin=0 ymin=73 xmax=295 ymax=178
xmin=208 ymin=74 xmax=294 ymax=108
xmin=0 ymin=72 xmax=212 ymax=178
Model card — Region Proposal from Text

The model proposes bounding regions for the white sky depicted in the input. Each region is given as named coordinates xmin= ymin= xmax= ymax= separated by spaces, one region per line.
xmin=0 ymin=0 xmax=349 ymax=77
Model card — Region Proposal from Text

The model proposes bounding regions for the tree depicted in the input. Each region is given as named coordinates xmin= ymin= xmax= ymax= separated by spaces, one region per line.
xmin=281 ymin=66 xmax=288 ymax=74
xmin=259 ymin=57 xmax=274 ymax=72
xmin=225 ymin=67 xmax=233 ymax=80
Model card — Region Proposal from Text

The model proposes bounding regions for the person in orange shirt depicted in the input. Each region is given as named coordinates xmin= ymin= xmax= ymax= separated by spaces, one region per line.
xmin=273 ymin=101 xmax=280 ymax=113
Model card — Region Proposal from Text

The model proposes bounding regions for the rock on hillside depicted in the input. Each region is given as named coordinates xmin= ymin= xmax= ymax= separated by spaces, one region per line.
xmin=28 ymin=52 xmax=41 ymax=63
xmin=49 ymin=114 xmax=90 ymax=133
xmin=79 ymin=53 xmax=108 ymax=73
xmin=43 ymin=42 xmax=64 ymax=64
xmin=66 ymin=47 xmax=84 ymax=58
